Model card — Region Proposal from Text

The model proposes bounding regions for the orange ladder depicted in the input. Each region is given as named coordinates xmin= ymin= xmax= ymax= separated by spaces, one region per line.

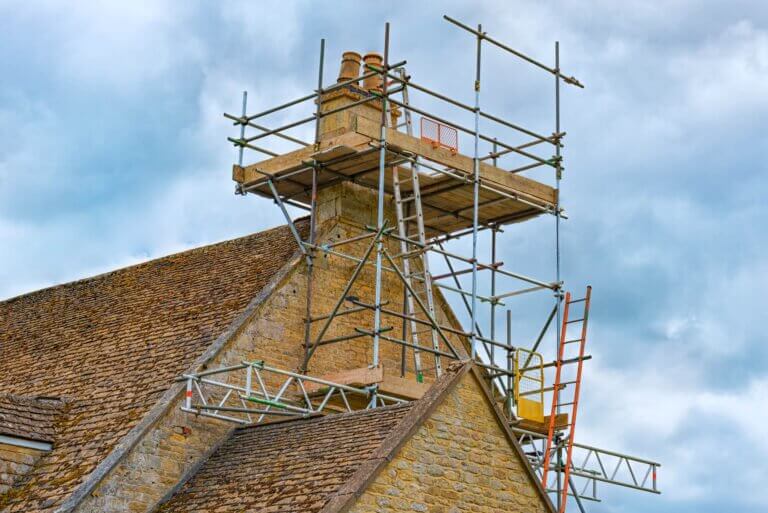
xmin=541 ymin=286 xmax=592 ymax=512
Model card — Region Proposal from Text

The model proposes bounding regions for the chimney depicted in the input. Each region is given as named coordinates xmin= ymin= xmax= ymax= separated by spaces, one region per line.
xmin=337 ymin=51 xmax=362 ymax=84
xmin=362 ymin=53 xmax=383 ymax=91
xmin=319 ymin=51 xmax=399 ymax=140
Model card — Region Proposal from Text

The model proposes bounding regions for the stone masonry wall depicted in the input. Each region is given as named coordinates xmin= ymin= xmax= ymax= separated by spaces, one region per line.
xmin=226 ymin=181 xmax=468 ymax=385
xmin=229 ymin=219 xmax=467 ymax=383
xmin=76 ymin=407 xmax=230 ymax=513
xmin=349 ymin=374 xmax=549 ymax=513
xmin=0 ymin=444 xmax=45 ymax=496
xmin=75 ymin=183 xmax=469 ymax=513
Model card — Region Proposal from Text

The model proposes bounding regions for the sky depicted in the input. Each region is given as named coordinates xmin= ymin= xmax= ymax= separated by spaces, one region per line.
xmin=1 ymin=1 xmax=766 ymax=511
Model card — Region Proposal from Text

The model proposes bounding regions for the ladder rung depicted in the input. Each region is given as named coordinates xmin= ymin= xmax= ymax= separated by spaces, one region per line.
xmin=558 ymin=401 xmax=576 ymax=407
xmin=568 ymin=298 xmax=587 ymax=304
xmin=564 ymin=338 xmax=582 ymax=344
xmin=565 ymin=318 xmax=584 ymax=324
xmin=401 ymin=215 xmax=418 ymax=221
xmin=397 ymin=197 xmax=415 ymax=203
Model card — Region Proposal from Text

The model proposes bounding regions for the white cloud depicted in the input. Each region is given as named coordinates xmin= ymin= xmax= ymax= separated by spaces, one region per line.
xmin=578 ymin=349 xmax=768 ymax=506
xmin=1 ymin=1 xmax=205 ymax=94
xmin=0 ymin=91 xmax=65 ymax=207
xmin=219 ymin=0 xmax=303 ymax=61
xmin=2 ymin=3 xmax=768 ymax=512
xmin=671 ymin=20 xmax=768 ymax=119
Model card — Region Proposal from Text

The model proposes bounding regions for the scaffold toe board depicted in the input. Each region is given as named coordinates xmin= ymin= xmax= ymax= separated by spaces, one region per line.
xmin=514 ymin=413 xmax=569 ymax=435
xmin=233 ymin=114 xmax=558 ymax=237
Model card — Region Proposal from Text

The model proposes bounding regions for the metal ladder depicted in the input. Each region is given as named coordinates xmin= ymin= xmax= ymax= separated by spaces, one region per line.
xmin=541 ymin=286 xmax=592 ymax=512
xmin=391 ymin=68 xmax=442 ymax=379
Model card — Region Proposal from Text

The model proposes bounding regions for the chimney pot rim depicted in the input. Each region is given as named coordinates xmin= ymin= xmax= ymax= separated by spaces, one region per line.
xmin=342 ymin=51 xmax=362 ymax=60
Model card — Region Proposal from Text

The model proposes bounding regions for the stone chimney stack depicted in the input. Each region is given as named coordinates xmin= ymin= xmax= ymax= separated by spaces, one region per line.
xmin=318 ymin=51 xmax=400 ymax=140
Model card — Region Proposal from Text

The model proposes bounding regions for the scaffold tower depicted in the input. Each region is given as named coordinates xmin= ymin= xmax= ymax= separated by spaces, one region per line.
xmin=177 ymin=14 xmax=661 ymax=512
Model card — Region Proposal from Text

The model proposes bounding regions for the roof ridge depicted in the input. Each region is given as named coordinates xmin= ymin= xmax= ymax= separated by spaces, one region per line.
xmin=1 ymin=219 xmax=308 ymax=305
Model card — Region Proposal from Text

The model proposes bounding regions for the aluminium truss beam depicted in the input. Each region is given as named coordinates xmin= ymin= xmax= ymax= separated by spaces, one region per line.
xmin=513 ymin=428 xmax=660 ymax=495
xmin=182 ymin=360 xmax=407 ymax=426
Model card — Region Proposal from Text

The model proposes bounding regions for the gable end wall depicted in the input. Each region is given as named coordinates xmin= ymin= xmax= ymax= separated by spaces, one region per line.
xmin=70 ymin=218 xmax=467 ymax=513
xmin=347 ymin=374 xmax=550 ymax=513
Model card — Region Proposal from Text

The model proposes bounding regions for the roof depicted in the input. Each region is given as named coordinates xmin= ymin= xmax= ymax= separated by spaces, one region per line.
xmin=0 ymin=395 xmax=67 ymax=444
xmin=0 ymin=220 xmax=308 ymax=511
xmin=157 ymin=361 xmax=556 ymax=513
xmin=157 ymin=404 xmax=414 ymax=513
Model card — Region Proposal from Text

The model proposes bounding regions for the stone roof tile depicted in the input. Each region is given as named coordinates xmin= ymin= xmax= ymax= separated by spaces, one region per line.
xmin=0 ymin=220 xmax=308 ymax=511
xmin=0 ymin=394 xmax=67 ymax=444
xmin=158 ymin=404 xmax=413 ymax=513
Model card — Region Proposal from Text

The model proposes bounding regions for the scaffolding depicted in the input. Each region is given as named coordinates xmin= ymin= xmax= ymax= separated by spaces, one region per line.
xmin=178 ymin=14 xmax=661 ymax=512
xmin=181 ymin=360 xmax=406 ymax=425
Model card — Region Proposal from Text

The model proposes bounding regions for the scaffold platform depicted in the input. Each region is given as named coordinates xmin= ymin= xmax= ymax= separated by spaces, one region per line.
xmin=234 ymin=112 xmax=557 ymax=237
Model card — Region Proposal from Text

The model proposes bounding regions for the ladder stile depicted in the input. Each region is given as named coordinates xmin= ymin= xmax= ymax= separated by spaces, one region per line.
xmin=391 ymin=108 xmax=423 ymax=378
xmin=541 ymin=286 xmax=592 ymax=513
xmin=392 ymin=67 xmax=442 ymax=379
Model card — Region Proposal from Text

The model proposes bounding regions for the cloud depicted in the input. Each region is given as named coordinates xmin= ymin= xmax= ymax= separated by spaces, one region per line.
xmin=1 ymin=2 xmax=767 ymax=512
xmin=2 ymin=1 xmax=204 ymax=94
xmin=670 ymin=19 xmax=768 ymax=119
xmin=0 ymin=90 xmax=67 ymax=216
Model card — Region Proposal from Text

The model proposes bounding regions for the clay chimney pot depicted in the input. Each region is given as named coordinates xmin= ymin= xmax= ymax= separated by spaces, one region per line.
xmin=362 ymin=52 xmax=384 ymax=91
xmin=338 ymin=51 xmax=362 ymax=84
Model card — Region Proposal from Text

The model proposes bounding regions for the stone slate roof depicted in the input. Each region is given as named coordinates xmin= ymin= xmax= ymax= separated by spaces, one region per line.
xmin=0 ymin=220 xmax=308 ymax=512
xmin=157 ymin=404 xmax=414 ymax=513
xmin=0 ymin=395 xmax=67 ymax=444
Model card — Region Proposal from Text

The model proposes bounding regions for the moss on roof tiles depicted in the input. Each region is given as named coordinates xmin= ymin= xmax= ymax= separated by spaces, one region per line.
xmin=0 ymin=220 xmax=309 ymax=511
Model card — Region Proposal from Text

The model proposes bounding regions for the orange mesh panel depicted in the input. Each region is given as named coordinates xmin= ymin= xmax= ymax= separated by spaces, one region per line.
xmin=420 ymin=117 xmax=458 ymax=153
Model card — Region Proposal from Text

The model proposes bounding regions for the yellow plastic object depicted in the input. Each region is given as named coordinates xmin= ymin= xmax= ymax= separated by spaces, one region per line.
xmin=514 ymin=348 xmax=545 ymax=423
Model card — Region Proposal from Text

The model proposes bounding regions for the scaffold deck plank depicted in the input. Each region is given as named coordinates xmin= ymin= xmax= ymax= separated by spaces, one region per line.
xmin=233 ymin=115 xmax=557 ymax=236
xmin=305 ymin=365 xmax=431 ymax=401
